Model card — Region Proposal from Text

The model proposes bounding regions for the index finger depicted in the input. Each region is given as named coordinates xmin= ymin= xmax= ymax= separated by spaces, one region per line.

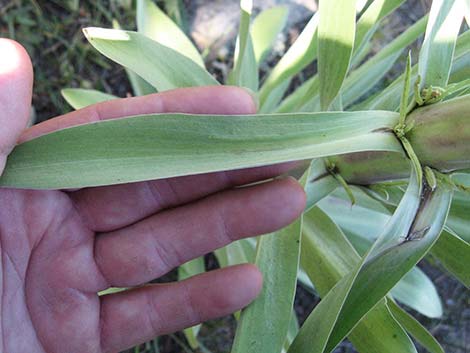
xmin=19 ymin=85 xmax=257 ymax=143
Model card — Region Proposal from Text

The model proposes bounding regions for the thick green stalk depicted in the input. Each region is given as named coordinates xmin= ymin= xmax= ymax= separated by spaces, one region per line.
xmin=332 ymin=96 xmax=470 ymax=184
xmin=330 ymin=151 xmax=410 ymax=185
xmin=406 ymin=95 xmax=470 ymax=172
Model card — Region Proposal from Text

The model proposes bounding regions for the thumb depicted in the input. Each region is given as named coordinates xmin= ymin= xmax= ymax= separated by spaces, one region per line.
xmin=0 ymin=39 xmax=33 ymax=174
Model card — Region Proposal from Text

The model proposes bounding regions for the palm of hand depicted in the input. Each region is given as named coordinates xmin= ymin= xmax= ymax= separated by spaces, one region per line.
xmin=1 ymin=188 xmax=101 ymax=352
xmin=0 ymin=39 xmax=305 ymax=353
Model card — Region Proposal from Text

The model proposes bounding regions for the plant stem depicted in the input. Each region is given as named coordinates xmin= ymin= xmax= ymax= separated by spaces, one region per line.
xmin=331 ymin=95 xmax=470 ymax=185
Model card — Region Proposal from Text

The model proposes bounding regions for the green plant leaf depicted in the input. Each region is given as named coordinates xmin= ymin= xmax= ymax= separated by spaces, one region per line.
xmin=449 ymin=30 xmax=470 ymax=83
xmin=61 ymin=88 xmax=117 ymax=110
xmin=0 ymin=111 xmax=401 ymax=189
xmin=233 ymin=34 xmax=259 ymax=91
xmin=317 ymin=0 xmax=356 ymax=110
xmin=259 ymin=13 xmax=319 ymax=109
xmin=283 ymin=310 xmax=300 ymax=353
xmin=318 ymin=186 xmax=393 ymax=243
xmin=305 ymin=159 xmax=339 ymax=211
xmin=343 ymin=16 xmax=427 ymax=108
xmin=388 ymin=301 xmax=445 ymax=353
xmin=251 ymin=6 xmax=288 ymax=64
xmin=126 ymin=70 xmax=156 ymax=96
xmin=319 ymin=187 xmax=444 ymax=318
xmin=229 ymin=0 xmax=258 ymax=91
xmin=431 ymin=229 xmax=470 ymax=287
xmin=300 ymin=206 xmax=417 ymax=353
xmin=418 ymin=0 xmax=464 ymax=88
xmin=276 ymin=76 xmax=318 ymax=113
xmin=162 ymin=0 xmax=188 ymax=32
xmin=289 ymin=169 xmax=453 ymax=353
xmin=294 ymin=0 xmax=407 ymax=112
xmin=216 ymin=238 xmax=257 ymax=274
xmin=353 ymin=0 xmax=406 ymax=58
xmin=389 ymin=267 xmax=443 ymax=318
xmin=293 ymin=169 xmax=419 ymax=353
xmin=226 ymin=241 xmax=250 ymax=265
xmin=259 ymin=80 xmax=291 ymax=113
xmin=136 ymin=0 xmax=204 ymax=67
xmin=112 ymin=19 xmax=157 ymax=96
xmin=83 ymin=28 xmax=218 ymax=92
xmin=464 ymin=0 xmax=470 ymax=27
xmin=178 ymin=257 xmax=205 ymax=349
xmin=446 ymin=190 xmax=470 ymax=243
xmin=284 ymin=4 xmax=424 ymax=112
xmin=328 ymin=183 xmax=452 ymax=352
xmin=231 ymin=169 xmax=309 ymax=353
xmin=358 ymin=28 xmax=470 ymax=111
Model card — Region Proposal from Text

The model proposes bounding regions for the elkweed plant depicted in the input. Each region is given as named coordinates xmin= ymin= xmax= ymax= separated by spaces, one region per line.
xmin=1 ymin=0 xmax=469 ymax=352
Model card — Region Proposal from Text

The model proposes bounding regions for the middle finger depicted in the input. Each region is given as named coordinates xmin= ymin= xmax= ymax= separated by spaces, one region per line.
xmin=93 ymin=177 xmax=306 ymax=287
xmin=70 ymin=162 xmax=300 ymax=232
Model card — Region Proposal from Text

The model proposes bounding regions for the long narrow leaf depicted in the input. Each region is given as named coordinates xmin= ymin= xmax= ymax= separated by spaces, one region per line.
xmin=251 ymin=6 xmax=289 ymax=64
xmin=305 ymin=159 xmax=339 ymax=211
xmin=388 ymin=301 xmax=445 ymax=353
xmin=446 ymin=190 xmax=470 ymax=242
xmin=0 ymin=111 xmax=401 ymax=189
xmin=317 ymin=0 xmax=356 ymax=110
xmin=301 ymin=207 xmax=417 ymax=353
xmin=290 ymin=169 xmax=453 ymax=353
xmin=112 ymin=19 xmax=157 ymax=96
xmin=276 ymin=76 xmax=318 ymax=113
xmin=259 ymin=13 xmax=319 ymax=108
xmin=389 ymin=267 xmax=443 ymax=318
xmin=319 ymin=188 xmax=444 ymax=318
xmin=61 ymin=88 xmax=117 ymax=110
xmin=229 ymin=0 xmax=258 ymax=91
xmin=136 ymin=0 xmax=204 ymax=67
xmin=289 ymin=4 xmax=423 ymax=112
xmin=449 ymin=31 xmax=470 ymax=82
xmin=231 ymin=170 xmax=310 ymax=353
xmin=353 ymin=0 xmax=406 ymax=58
xmin=418 ymin=0 xmax=464 ymax=88
xmin=431 ymin=229 xmax=470 ymax=287
xmin=83 ymin=28 xmax=218 ymax=92
xmin=126 ymin=70 xmax=156 ymax=96
xmin=358 ymin=29 xmax=470 ymax=111
xmin=326 ymin=183 xmax=452 ymax=352
xmin=259 ymin=80 xmax=291 ymax=113
xmin=343 ymin=16 xmax=427 ymax=107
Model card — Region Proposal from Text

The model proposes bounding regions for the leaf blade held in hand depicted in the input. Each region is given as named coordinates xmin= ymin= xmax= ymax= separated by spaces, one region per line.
xmin=0 ymin=111 xmax=401 ymax=189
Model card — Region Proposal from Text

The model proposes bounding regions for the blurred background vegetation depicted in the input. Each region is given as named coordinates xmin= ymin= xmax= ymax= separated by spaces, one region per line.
xmin=0 ymin=1 xmax=468 ymax=352
xmin=0 ymin=0 xmax=137 ymax=122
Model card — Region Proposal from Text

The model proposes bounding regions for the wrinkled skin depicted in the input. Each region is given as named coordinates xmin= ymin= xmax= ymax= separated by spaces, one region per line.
xmin=0 ymin=39 xmax=306 ymax=353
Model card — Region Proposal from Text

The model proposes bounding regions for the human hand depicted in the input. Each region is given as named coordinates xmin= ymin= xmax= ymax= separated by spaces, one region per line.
xmin=0 ymin=39 xmax=306 ymax=353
